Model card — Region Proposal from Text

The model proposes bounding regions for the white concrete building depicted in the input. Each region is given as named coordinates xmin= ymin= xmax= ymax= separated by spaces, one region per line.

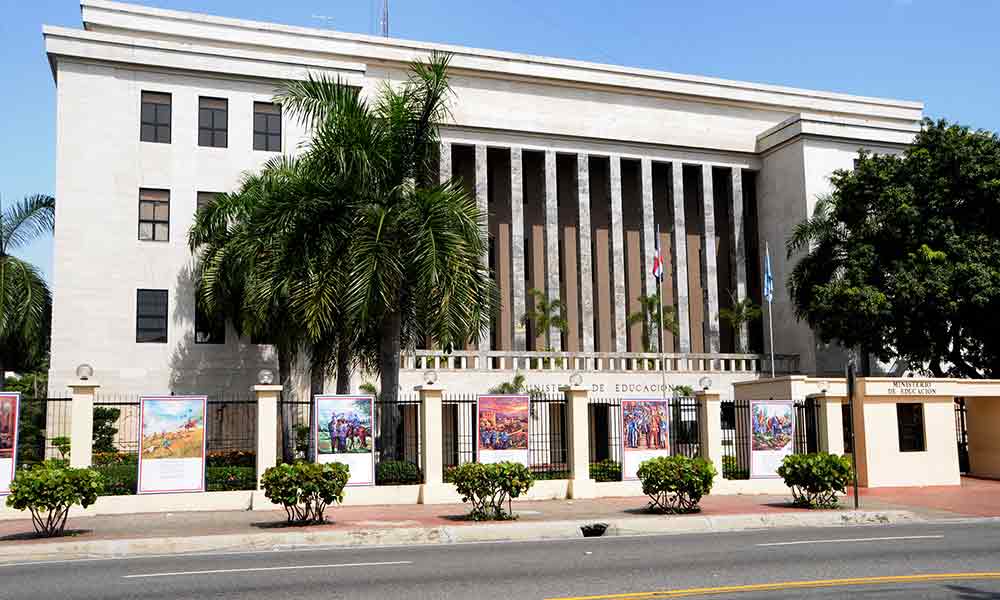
xmin=43 ymin=1 xmax=923 ymax=398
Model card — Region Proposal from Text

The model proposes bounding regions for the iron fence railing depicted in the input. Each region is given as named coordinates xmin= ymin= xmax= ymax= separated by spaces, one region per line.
xmin=442 ymin=393 xmax=477 ymax=472
xmin=14 ymin=396 xmax=72 ymax=465
xmin=526 ymin=394 xmax=568 ymax=479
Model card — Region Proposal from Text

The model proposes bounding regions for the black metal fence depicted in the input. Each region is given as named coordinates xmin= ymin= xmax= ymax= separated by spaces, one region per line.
xmin=669 ymin=397 xmax=701 ymax=458
xmin=527 ymin=394 xmax=568 ymax=479
xmin=442 ymin=393 xmax=478 ymax=470
xmin=93 ymin=393 xmax=142 ymax=457
xmin=15 ymin=396 xmax=72 ymax=465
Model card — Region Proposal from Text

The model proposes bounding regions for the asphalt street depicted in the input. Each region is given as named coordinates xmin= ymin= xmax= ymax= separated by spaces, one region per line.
xmin=2 ymin=521 xmax=999 ymax=599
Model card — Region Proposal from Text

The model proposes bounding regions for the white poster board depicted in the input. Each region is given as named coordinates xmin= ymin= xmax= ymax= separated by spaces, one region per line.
xmin=138 ymin=396 xmax=207 ymax=494
xmin=622 ymin=398 xmax=671 ymax=481
xmin=477 ymin=395 xmax=530 ymax=466
xmin=315 ymin=395 xmax=375 ymax=486
xmin=0 ymin=392 xmax=20 ymax=495
xmin=749 ymin=400 xmax=795 ymax=479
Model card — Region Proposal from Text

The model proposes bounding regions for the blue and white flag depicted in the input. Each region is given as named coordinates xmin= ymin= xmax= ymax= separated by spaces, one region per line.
xmin=763 ymin=242 xmax=774 ymax=304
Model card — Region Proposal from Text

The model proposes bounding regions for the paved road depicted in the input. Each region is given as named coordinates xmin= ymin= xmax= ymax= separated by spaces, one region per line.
xmin=2 ymin=521 xmax=999 ymax=599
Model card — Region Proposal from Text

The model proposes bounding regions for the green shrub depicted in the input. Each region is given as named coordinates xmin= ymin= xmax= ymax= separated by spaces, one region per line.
xmin=261 ymin=462 xmax=349 ymax=524
xmin=777 ymin=453 xmax=851 ymax=509
xmin=450 ymin=462 xmax=534 ymax=521
xmin=206 ymin=466 xmax=256 ymax=492
xmin=93 ymin=464 xmax=138 ymax=496
xmin=51 ymin=436 xmax=71 ymax=460
xmin=375 ymin=460 xmax=422 ymax=486
xmin=92 ymin=452 xmax=138 ymax=466
xmin=589 ymin=459 xmax=622 ymax=482
xmin=722 ymin=455 xmax=749 ymax=480
xmin=206 ymin=450 xmax=255 ymax=468
xmin=92 ymin=407 xmax=121 ymax=454
xmin=636 ymin=455 xmax=716 ymax=514
xmin=531 ymin=469 xmax=570 ymax=481
xmin=6 ymin=460 xmax=104 ymax=537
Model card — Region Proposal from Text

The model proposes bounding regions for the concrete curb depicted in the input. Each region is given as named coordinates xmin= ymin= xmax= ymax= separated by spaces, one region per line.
xmin=0 ymin=510 xmax=920 ymax=564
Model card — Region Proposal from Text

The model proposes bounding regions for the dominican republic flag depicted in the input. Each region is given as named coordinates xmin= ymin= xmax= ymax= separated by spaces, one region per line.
xmin=652 ymin=239 xmax=664 ymax=280
xmin=763 ymin=241 xmax=774 ymax=303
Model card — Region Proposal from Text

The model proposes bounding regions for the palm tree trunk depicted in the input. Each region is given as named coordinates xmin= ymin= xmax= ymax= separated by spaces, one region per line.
xmin=307 ymin=357 xmax=323 ymax=461
xmin=379 ymin=309 xmax=402 ymax=461
xmin=335 ymin=342 xmax=351 ymax=394
xmin=278 ymin=345 xmax=295 ymax=464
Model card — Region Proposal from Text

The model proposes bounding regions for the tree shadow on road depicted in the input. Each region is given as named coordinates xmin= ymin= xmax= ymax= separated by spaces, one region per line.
xmin=945 ymin=584 xmax=1000 ymax=599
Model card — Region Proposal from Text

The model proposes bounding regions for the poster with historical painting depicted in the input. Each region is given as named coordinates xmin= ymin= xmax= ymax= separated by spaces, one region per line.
xmin=477 ymin=395 xmax=530 ymax=466
xmin=315 ymin=395 xmax=375 ymax=486
xmin=749 ymin=400 xmax=795 ymax=479
xmin=0 ymin=393 xmax=20 ymax=495
xmin=138 ymin=396 xmax=207 ymax=494
xmin=622 ymin=398 xmax=671 ymax=481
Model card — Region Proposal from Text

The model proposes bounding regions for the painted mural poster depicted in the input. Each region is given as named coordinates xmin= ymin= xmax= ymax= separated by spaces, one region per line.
xmin=622 ymin=398 xmax=671 ymax=481
xmin=0 ymin=393 xmax=20 ymax=495
xmin=315 ymin=395 xmax=375 ymax=486
xmin=138 ymin=396 xmax=207 ymax=494
xmin=477 ymin=395 xmax=530 ymax=466
xmin=749 ymin=400 xmax=795 ymax=479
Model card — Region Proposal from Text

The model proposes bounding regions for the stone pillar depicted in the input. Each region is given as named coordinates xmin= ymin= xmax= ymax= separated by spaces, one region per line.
xmin=577 ymin=154 xmax=595 ymax=353
xmin=563 ymin=385 xmax=596 ymax=499
xmin=417 ymin=384 xmax=450 ymax=504
xmin=730 ymin=168 xmax=749 ymax=352
xmin=254 ymin=384 xmax=282 ymax=489
xmin=475 ymin=144 xmax=490 ymax=358
xmin=511 ymin=147 xmax=527 ymax=352
xmin=439 ymin=141 xmax=452 ymax=184
xmin=640 ymin=158 xmax=658 ymax=352
xmin=609 ymin=155 xmax=627 ymax=353
xmin=671 ymin=162 xmax=692 ymax=352
xmin=544 ymin=150 xmax=562 ymax=351
xmin=695 ymin=389 xmax=723 ymax=476
xmin=817 ymin=394 xmax=845 ymax=455
xmin=68 ymin=381 xmax=99 ymax=468
xmin=701 ymin=164 xmax=721 ymax=354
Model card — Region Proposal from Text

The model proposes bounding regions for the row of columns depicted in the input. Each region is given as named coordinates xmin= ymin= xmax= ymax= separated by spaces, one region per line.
xmin=442 ymin=141 xmax=750 ymax=355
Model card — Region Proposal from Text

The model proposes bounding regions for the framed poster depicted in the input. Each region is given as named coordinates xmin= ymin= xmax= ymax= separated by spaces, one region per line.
xmin=622 ymin=398 xmax=670 ymax=481
xmin=0 ymin=392 xmax=20 ymax=495
xmin=138 ymin=396 xmax=207 ymax=494
xmin=315 ymin=395 xmax=375 ymax=486
xmin=476 ymin=394 xmax=529 ymax=466
xmin=749 ymin=400 xmax=795 ymax=479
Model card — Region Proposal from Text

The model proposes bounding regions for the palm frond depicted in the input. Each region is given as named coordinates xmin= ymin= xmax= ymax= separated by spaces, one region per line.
xmin=1 ymin=194 xmax=55 ymax=254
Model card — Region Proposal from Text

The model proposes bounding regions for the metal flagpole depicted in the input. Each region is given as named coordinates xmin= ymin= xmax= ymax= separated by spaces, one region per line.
xmin=765 ymin=241 xmax=776 ymax=379
xmin=656 ymin=224 xmax=667 ymax=403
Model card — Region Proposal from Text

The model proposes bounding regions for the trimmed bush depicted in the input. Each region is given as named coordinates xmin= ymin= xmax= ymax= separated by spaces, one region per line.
xmin=6 ymin=460 xmax=104 ymax=537
xmin=450 ymin=462 xmax=534 ymax=521
xmin=261 ymin=462 xmax=349 ymax=524
xmin=206 ymin=450 xmax=256 ymax=468
xmin=777 ymin=452 xmax=851 ymax=509
xmin=636 ymin=455 xmax=716 ymax=514
xmin=93 ymin=464 xmax=138 ymax=496
xmin=375 ymin=460 xmax=422 ymax=486
xmin=589 ymin=459 xmax=622 ymax=482
xmin=206 ymin=466 xmax=257 ymax=491
xmin=722 ymin=455 xmax=749 ymax=480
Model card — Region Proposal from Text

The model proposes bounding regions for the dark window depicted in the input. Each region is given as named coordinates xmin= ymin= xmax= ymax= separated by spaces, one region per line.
xmin=138 ymin=189 xmax=169 ymax=242
xmin=195 ymin=299 xmax=225 ymax=345
xmin=253 ymin=102 xmax=281 ymax=152
xmin=198 ymin=97 xmax=228 ymax=148
xmin=136 ymin=289 xmax=168 ymax=343
xmin=196 ymin=191 xmax=220 ymax=213
xmin=897 ymin=403 xmax=926 ymax=452
xmin=140 ymin=91 xmax=171 ymax=143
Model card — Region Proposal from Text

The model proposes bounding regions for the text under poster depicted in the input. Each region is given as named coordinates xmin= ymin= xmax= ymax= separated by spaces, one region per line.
xmin=749 ymin=400 xmax=795 ymax=479
xmin=0 ymin=393 xmax=21 ymax=495
xmin=315 ymin=395 xmax=375 ymax=486
xmin=138 ymin=396 xmax=207 ymax=494
xmin=477 ymin=395 xmax=530 ymax=466
xmin=622 ymin=398 xmax=671 ymax=481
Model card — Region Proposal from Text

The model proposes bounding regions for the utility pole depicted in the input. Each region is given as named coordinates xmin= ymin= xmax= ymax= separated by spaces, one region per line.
xmin=846 ymin=360 xmax=860 ymax=509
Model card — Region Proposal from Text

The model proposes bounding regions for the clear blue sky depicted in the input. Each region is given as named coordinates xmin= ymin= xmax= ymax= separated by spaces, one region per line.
xmin=4 ymin=0 xmax=999 ymax=282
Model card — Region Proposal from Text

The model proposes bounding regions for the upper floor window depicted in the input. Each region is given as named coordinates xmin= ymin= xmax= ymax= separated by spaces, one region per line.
xmin=136 ymin=289 xmax=169 ymax=343
xmin=140 ymin=91 xmax=171 ymax=144
xmin=253 ymin=102 xmax=281 ymax=152
xmin=138 ymin=188 xmax=170 ymax=242
xmin=197 ymin=191 xmax=220 ymax=212
xmin=896 ymin=403 xmax=926 ymax=452
xmin=198 ymin=97 xmax=228 ymax=148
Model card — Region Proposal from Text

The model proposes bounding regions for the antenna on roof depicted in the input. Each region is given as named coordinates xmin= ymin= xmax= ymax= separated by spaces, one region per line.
xmin=379 ymin=0 xmax=389 ymax=37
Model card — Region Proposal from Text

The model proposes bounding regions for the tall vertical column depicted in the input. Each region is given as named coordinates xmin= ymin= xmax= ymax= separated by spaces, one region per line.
xmin=417 ymin=383 xmax=448 ymax=503
xmin=564 ymin=384 xmax=595 ymax=499
xmin=701 ymin=164 xmax=721 ymax=354
xmin=577 ymin=154 xmax=595 ymax=353
xmin=510 ymin=147 xmax=527 ymax=352
xmin=439 ymin=141 xmax=451 ymax=184
xmin=610 ymin=155 xmax=627 ymax=353
xmin=254 ymin=384 xmax=282 ymax=489
xmin=729 ymin=168 xmax=749 ymax=353
xmin=671 ymin=162 xmax=692 ymax=352
xmin=696 ymin=389 xmax=724 ymax=477
xmin=475 ymin=144 xmax=490 ymax=359
xmin=640 ymin=158 xmax=658 ymax=353
xmin=68 ymin=381 xmax=99 ymax=468
xmin=544 ymin=150 xmax=562 ymax=351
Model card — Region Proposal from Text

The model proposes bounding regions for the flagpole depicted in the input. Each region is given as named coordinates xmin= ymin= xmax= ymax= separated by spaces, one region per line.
xmin=765 ymin=241 xmax=776 ymax=379
xmin=656 ymin=224 xmax=667 ymax=404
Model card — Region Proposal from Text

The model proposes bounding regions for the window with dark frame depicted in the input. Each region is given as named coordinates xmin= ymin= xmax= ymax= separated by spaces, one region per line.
xmin=138 ymin=189 xmax=170 ymax=242
xmin=195 ymin=299 xmax=225 ymax=345
xmin=896 ymin=403 xmax=926 ymax=452
xmin=136 ymin=289 xmax=168 ymax=343
xmin=198 ymin=97 xmax=228 ymax=148
xmin=253 ymin=102 xmax=281 ymax=152
xmin=196 ymin=191 xmax=220 ymax=213
xmin=140 ymin=91 xmax=171 ymax=143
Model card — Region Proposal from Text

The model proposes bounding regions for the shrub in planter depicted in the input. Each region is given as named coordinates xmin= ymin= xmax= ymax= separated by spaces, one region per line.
xmin=636 ymin=455 xmax=716 ymax=514
xmin=6 ymin=460 xmax=104 ymax=537
xmin=375 ymin=460 xmax=422 ymax=486
xmin=206 ymin=466 xmax=257 ymax=491
xmin=261 ymin=462 xmax=349 ymax=524
xmin=450 ymin=461 xmax=534 ymax=521
xmin=777 ymin=453 xmax=851 ymax=509
xmin=589 ymin=459 xmax=622 ymax=482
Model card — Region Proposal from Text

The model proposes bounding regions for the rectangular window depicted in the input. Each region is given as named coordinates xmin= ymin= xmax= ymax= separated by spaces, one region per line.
xmin=198 ymin=97 xmax=228 ymax=148
xmin=140 ymin=91 xmax=171 ymax=144
xmin=196 ymin=191 xmax=220 ymax=213
xmin=195 ymin=300 xmax=225 ymax=345
xmin=138 ymin=189 xmax=170 ymax=242
xmin=253 ymin=102 xmax=281 ymax=152
xmin=136 ymin=289 xmax=168 ymax=343
xmin=896 ymin=403 xmax=926 ymax=452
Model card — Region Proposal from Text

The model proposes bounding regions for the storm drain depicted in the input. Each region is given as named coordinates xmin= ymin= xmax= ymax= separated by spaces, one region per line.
xmin=580 ymin=523 xmax=608 ymax=537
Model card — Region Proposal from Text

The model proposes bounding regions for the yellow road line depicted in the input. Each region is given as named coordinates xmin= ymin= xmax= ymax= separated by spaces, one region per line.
xmin=547 ymin=572 xmax=1000 ymax=600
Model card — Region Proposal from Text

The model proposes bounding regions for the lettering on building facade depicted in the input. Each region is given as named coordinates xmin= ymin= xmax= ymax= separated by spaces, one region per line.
xmin=887 ymin=381 xmax=938 ymax=396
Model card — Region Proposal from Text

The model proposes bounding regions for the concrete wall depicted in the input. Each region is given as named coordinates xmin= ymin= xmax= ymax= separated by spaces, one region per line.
xmin=966 ymin=396 xmax=1000 ymax=479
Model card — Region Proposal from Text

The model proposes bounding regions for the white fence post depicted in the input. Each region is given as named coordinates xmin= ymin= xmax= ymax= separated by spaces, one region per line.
xmin=254 ymin=384 xmax=282 ymax=489
xmin=68 ymin=381 xmax=99 ymax=468
xmin=417 ymin=383 xmax=449 ymax=504
xmin=563 ymin=384 xmax=595 ymax=499
xmin=695 ymin=390 xmax=724 ymax=477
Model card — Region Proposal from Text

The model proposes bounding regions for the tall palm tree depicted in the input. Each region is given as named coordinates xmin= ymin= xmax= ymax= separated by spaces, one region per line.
xmin=718 ymin=291 xmax=762 ymax=353
xmin=521 ymin=288 xmax=567 ymax=351
xmin=0 ymin=194 xmax=55 ymax=388
xmin=626 ymin=293 xmax=679 ymax=353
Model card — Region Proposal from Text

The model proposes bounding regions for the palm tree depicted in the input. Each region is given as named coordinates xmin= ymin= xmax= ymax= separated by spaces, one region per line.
xmin=521 ymin=288 xmax=567 ymax=351
xmin=626 ymin=293 xmax=679 ymax=353
xmin=0 ymin=194 xmax=55 ymax=389
xmin=718 ymin=291 xmax=762 ymax=353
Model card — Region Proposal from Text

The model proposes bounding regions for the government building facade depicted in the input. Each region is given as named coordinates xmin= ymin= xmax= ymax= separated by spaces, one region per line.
xmin=44 ymin=1 xmax=924 ymax=398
